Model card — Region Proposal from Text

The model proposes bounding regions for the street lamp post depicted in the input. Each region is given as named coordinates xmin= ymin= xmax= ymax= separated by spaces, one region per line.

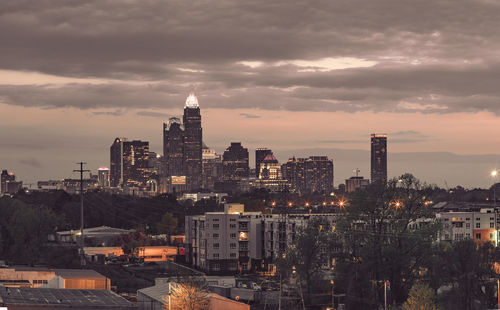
xmin=330 ymin=280 xmax=334 ymax=309
xmin=492 ymin=170 xmax=498 ymax=208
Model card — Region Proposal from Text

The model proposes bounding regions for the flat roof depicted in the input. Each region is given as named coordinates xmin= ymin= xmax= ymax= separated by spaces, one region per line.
xmin=0 ymin=287 xmax=135 ymax=308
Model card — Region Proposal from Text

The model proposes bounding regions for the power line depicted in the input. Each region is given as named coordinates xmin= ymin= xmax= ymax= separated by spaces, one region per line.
xmin=74 ymin=162 xmax=90 ymax=266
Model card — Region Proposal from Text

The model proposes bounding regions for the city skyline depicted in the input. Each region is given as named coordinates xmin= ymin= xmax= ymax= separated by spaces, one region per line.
xmin=2 ymin=0 xmax=500 ymax=188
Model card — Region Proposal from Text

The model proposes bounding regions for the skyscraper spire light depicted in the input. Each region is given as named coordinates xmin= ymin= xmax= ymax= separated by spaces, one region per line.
xmin=185 ymin=93 xmax=199 ymax=108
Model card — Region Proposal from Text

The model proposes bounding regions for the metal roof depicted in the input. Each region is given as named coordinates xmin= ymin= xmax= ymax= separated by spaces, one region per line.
xmin=0 ymin=287 xmax=135 ymax=308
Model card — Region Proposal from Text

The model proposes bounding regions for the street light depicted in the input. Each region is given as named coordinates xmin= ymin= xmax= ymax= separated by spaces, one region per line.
xmin=330 ymin=280 xmax=335 ymax=309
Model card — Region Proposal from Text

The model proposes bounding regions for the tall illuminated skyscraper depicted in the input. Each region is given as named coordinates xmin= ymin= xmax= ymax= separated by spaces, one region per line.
xmin=110 ymin=137 xmax=126 ymax=187
xmin=371 ymin=134 xmax=387 ymax=183
xmin=122 ymin=140 xmax=149 ymax=189
xmin=183 ymin=93 xmax=203 ymax=191
xmin=163 ymin=117 xmax=184 ymax=177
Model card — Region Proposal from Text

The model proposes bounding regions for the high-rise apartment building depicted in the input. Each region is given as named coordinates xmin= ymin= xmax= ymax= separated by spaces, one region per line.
xmin=163 ymin=117 xmax=184 ymax=177
xmin=255 ymin=148 xmax=273 ymax=178
xmin=282 ymin=157 xmax=306 ymax=194
xmin=183 ymin=94 xmax=203 ymax=191
xmin=371 ymin=134 xmax=387 ymax=183
xmin=283 ymin=156 xmax=333 ymax=194
xmin=304 ymin=156 xmax=334 ymax=194
xmin=222 ymin=142 xmax=249 ymax=182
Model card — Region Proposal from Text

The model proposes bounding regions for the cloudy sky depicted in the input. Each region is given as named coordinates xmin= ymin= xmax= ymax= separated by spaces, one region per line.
xmin=1 ymin=0 xmax=500 ymax=188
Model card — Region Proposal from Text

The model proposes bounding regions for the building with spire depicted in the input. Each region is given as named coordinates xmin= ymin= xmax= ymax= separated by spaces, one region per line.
xmin=162 ymin=94 xmax=203 ymax=193
xmin=183 ymin=93 xmax=203 ymax=191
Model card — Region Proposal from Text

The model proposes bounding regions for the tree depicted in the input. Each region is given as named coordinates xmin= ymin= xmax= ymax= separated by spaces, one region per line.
xmin=157 ymin=212 xmax=178 ymax=243
xmin=335 ymin=174 xmax=441 ymax=309
xmin=403 ymin=283 xmax=439 ymax=310
xmin=164 ymin=278 xmax=209 ymax=310
xmin=439 ymin=239 xmax=497 ymax=310
xmin=119 ymin=230 xmax=150 ymax=255
xmin=281 ymin=216 xmax=336 ymax=302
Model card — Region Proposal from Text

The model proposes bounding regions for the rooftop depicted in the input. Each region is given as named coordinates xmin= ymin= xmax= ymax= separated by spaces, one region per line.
xmin=0 ymin=287 xmax=135 ymax=308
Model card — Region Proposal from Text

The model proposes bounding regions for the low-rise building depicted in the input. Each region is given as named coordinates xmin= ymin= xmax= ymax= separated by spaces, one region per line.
xmin=0 ymin=267 xmax=110 ymax=289
xmin=0 ymin=287 xmax=134 ymax=310
xmin=436 ymin=206 xmax=498 ymax=245
xmin=137 ymin=282 xmax=249 ymax=310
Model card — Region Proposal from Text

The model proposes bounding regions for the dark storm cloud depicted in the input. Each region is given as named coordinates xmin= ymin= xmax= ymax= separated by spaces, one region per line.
xmin=1 ymin=0 xmax=500 ymax=113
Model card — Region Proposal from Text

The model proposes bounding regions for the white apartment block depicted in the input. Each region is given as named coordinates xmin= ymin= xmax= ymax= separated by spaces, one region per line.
xmin=436 ymin=207 xmax=498 ymax=245
xmin=185 ymin=203 xmax=337 ymax=274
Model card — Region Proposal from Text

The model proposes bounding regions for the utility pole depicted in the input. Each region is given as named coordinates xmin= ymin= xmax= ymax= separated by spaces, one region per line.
xmin=74 ymin=162 xmax=90 ymax=266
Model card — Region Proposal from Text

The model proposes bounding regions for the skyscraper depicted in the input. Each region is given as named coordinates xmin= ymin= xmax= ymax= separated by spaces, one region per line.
xmin=255 ymin=148 xmax=273 ymax=178
xmin=122 ymin=140 xmax=149 ymax=189
xmin=371 ymin=134 xmax=387 ymax=183
xmin=283 ymin=157 xmax=306 ymax=193
xmin=258 ymin=153 xmax=281 ymax=180
xmin=304 ymin=156 xmax=334 ymax=194
xmin=163 ymin=117 xmax=184 ymax=177
xmin=202 ymin=147 xmax=223 ymax=191
xmin=283 ymin=156 xmax=333 ymax=194
xmin=110 ymin=138 xmax=150 ymax=190
xmin=222 ymin=142 xmax=249 ymax=181
xmin=110 ymin=137 xmax=126 ymax=187
xmin=183 ymin=93 xmax=203 ymax=191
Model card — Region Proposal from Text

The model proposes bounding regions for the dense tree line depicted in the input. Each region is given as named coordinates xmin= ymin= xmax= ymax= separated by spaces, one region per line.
xmin=280 ymin=174 xmax=500 ymax=310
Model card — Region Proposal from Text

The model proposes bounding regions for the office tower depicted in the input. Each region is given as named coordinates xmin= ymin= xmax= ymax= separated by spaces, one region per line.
xmin=122 ymin=140 xmax=149 ymax=189
xmin=371 ymin=134 xmax=387 ymax=183
xmin=1 ymin=170 xmax=16 ymax=194
xmin=258 ymin=153 xmax=281 ymax=180
xmin=283 ymin=157 xmax=306 ymax=193
xmin=183 ymin=93 xmax=203 ymax=191
xmin=97 ymin=167 xmax=110 ymax=188
xmin=202 ymin=147 xmax=223 ymax=191
xmin=163 ymin=117 xmax=184 ymax=177
xmin=255 ymin=148 xmax=273 ymax=178
xmin=305 ymin=156 xmax=334 ymax=194
xmin=222 ymin=142 xmax=249 ymax=181
xmin=110 ymin=137 xmax=126 ymax=187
